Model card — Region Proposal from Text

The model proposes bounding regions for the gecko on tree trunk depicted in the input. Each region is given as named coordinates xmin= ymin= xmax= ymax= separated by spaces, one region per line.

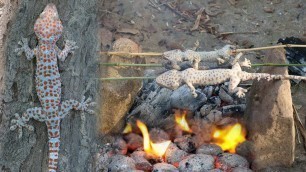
xmin=10 ymin=4 xmax=95 ymax=172
xmin=156 ymin=53 xmax=306 ymax=98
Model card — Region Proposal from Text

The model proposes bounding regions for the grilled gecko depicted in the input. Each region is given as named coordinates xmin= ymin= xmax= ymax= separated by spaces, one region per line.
xmin=163 ymin=45 xmax=236 ymax=70
xmin=11 ymin=3 xmax=95 ymax=172
xmin=156 ymin=53 xmax=306 ymax=98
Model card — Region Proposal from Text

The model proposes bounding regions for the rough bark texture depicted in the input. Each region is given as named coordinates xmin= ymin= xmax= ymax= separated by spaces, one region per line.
xmin=245 ymin=49 xmax=295 ymax=170
xmin=0 ymin=1 xmax=99 ymax=172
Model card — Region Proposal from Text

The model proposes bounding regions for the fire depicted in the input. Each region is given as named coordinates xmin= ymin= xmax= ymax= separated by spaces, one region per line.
xmin=175 ymin=110 xmax=192 ymax=132
xmin=136 ymin=120 xmax=171 ymax=157
xmin=122 ymin=123 xmax=132 ymax=134
xmin=212 ymin=123 xmax=246 ymax=153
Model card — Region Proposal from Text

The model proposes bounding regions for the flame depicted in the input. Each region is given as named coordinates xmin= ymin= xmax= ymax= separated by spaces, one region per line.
xmin=136 ymin=120 xmax=171 ymax=157
xmin=122 ymin=123 xmax=132 ymax=134
xmin=175 ymin=110 xmax=192 ymax=132
xmin=212 ymin=123 xmax=246 ymax=153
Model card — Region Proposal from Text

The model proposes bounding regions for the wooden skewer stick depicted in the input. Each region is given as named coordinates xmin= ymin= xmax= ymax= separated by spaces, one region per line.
xmin=100 ymin=44 xmax=306 ymax=57
xmin=101 ymin=62 xmax=306 ymax=67
xmin=100 ymin=76 xmax=156 ymax=80
xmin=235 ymin=44 xmax=306 ymax=53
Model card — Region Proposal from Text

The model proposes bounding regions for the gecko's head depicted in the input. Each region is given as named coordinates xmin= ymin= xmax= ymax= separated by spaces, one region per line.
xmin=34 ymin=3 xmax=63 ymax=42
xmin=156 ymin=70 xmax=182 ymax=90
xmin=219 ymin=45 xmax=236 ymax=57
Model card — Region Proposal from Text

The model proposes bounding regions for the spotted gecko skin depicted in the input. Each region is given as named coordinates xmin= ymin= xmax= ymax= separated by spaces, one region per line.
xmin=157 ymin=53 xmax=306 ymax=98
xmin=11 ymin=4 xmax=95 ymax=172
xmin=163 ymin=45 xmax=236 ymax=70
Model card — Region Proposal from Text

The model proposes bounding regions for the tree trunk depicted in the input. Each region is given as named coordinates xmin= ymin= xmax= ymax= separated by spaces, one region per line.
xmin=0 ymin=1 xmax=99 ymax=171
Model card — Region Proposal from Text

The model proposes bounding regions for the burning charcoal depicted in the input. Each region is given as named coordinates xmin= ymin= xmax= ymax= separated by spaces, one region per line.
xmin=165 ymin=143 xmax=188 ymax=167
xmin=208 ymin=96 xmax=221 ymax=106
xmin=130 ymin=151 xmax=153 ymax=171
xmin=200 ymin=104 xmax=214 ymax=116
xmin=124 ymin=133 xmax=143 ymax=151
xmin=216 ymin=117 xmax=238 ymax=126
xmin=107 ymin=155 xmax=136 ymax=171
xmin=196 ymin=143 xmax=223 ymax=156
xmin=174 ymin=135 xmax=196 ymax=153
xmin=178 ymin=154 xmax=215 ymax=171
xmin=205 ymin=110 xmax=222 ymax=124
xmin=216 ymin=153 xmax=249 ymax=170
xmin=170 ymin=85 xmax=207 ymax=111
xmin=203 ymin=86 xmax=214 ymax=98
xmin=221 ymin=104 xmax=246 ymax=116
xmin=152 ymin=163 xmax=178 ymax=172
xmin=149 ymin=128 xmax=170 ymax=142
xmin=191 ymin=121 xmax=214 ymax=146
xmin=218 ymin=87 xmax=234 ymax=104
xmin=111 ymin=137 xmax=127 ymax=155
xmin=232 ymin=167 xmax=253 ymax=172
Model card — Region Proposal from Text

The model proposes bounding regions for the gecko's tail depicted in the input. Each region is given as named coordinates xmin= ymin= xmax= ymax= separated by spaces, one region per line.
xmin=246 ymin=72 xmax=306 ymax=82
xmin=48 ymin=137 xmax=60 ymax=172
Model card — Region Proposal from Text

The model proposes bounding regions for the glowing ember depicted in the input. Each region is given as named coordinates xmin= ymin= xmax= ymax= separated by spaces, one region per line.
xmin=136 ymin=120 xmax=171 ymax=157
xmin=212 ymin=123 xmax=246 ymax=153
xmin=122 ymin=123 xmax=132 ymax=134
xmin=175 ymin=110 xmax=192 ymax=132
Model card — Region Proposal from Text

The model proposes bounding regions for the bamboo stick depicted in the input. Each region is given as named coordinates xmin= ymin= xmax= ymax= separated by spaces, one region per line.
xmin=100 ymin=62 xmax=306 ymax=68
xmin=100 ymin=44 xmax=306 ymax=57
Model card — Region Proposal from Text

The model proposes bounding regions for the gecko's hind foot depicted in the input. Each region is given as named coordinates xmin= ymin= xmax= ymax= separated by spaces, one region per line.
xmin=65 ymin=40 xmax=79 ymax=54
xmin=240 ymin=58 xmax=252 ymax=68
xmin=80 ymin=96 xmax=96 ymax=114
xmin=10 ymin=113 xmax=34 ymax=138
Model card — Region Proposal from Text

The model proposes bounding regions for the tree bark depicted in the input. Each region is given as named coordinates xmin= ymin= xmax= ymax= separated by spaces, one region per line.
xmin=0 ymin=1 xmax=99 ymax=171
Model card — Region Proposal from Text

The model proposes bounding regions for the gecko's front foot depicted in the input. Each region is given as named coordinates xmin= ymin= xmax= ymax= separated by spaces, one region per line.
xmin=15 ymin=38 xmax=29 ymax=56
xmin=235 ymin=88 xmax=248 ymax=98
xmin=10 ymin=113 xmax=34 ymax=138
xmin=80 ymin=96 xmax=96 ymax=114
xmin=240 ymin=58 xmax=252 ymax=68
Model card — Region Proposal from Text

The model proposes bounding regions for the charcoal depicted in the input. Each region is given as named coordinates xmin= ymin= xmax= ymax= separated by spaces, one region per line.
xmin=216 ymin=117 xmax=238 ymax=126
xmin=217 ymin=153 xmax=249 ymax=170
xmin=208 ymin=96 xmax=221 ymax=106
xmin=200 ymin=104 xmax=214 ymax=116
xmin=218 ymin=87 xmax=234 ymax=104
xmin=205 ymin=110 xmax=222 ymax=123
xmin=178 ymin=154 xmax=215 ymax=171
xmin=196 ymin=143 xmax=223 ymax=156
xmin=203 ymin=86 xmax=214 ymax=98
xmin=152 ymin=163 xmax=178 ymax=172
xmin=165 ymin=143 xmax=188 ymax=167
xmin=278 ymin=37 xmax=306 ymax=76
xmin=174 ymin=135 xmax=196 ymax=153
xmin=232 ymin=167 xmax=253 ymax=172
xmin=170 ymin=85 xmax=207 ymax=111
xmin=149 ymin=128 xmax=170 ymax=142
xmin=221 ymin=104 xmax=246 ymax=116
xmin=107 ymin=155 xmax=136 ymax=172
xmin=111 ymin=137 xmax=127 ymax=155
xmin=124 ymin=133 xmax=143 ymax=151
xmin=131 ymin=151 xmax=153 ymax=171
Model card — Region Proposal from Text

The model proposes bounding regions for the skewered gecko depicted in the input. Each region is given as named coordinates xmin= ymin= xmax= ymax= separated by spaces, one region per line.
xmin=163 ymin=45 xmax=236 ymax=70
xmin=10 ymin=4 xmax=95 ymax=172
xmin=156 ymin=53 xmax=306 ymax=98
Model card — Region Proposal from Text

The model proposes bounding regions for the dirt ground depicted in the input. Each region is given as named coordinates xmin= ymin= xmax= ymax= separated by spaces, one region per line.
xmin=99 ymin=0 xmax=306 ymax=171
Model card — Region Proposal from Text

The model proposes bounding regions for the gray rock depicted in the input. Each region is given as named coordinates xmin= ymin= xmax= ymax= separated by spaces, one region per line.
xmin=107 ymin=155 xmax=136 ymax=172
xmin=165 ymin=143 xmax=188 ymax=166
xmin=153 ymin=163 xmax=179 ymax=172
xmin=178 ymin=154 xmax=215 ymax=172
xmin=174 ymin=135 xmax=196 ymax=153
xmin=217 ymin=153 xmax=249 ymax=169
xmin=232 ymin=167 xmax=253 ymax=172
xmin=170 ymin=85 xmax=207 ymax=111
xmin=196 ymin=144 xmax=223 ymax=156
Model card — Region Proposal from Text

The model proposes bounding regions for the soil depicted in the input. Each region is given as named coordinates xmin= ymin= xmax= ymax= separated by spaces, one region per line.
xmin=99 ymin=0 xmax=306 ymax=171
